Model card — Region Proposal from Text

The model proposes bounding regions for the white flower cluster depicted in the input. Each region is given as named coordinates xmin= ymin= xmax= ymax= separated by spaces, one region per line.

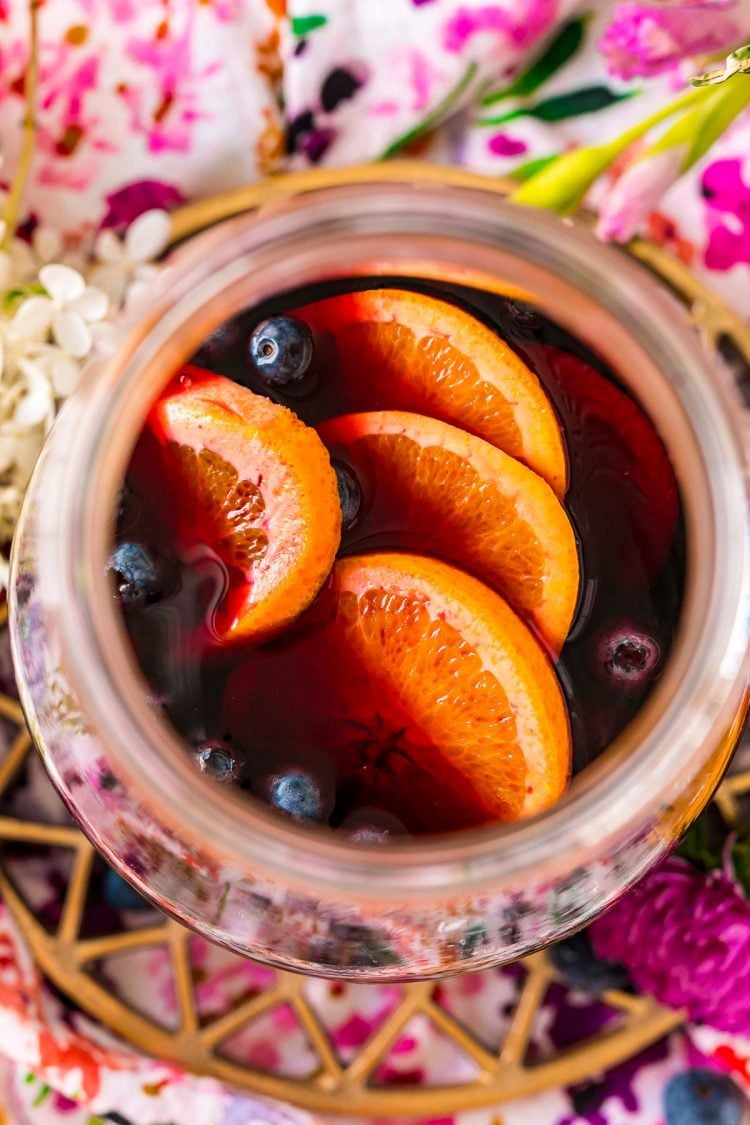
xmin=0 ymin=206 xmax=171 ymax=589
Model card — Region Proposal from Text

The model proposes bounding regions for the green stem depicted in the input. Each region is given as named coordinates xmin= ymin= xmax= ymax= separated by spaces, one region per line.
xmin=510 ymin=82 xmax=711 ymax=210
xmin=604 ymin=83 xmax=709 ymax=153
xmin=620 ymin=74 xmax=750 ymax=179
xmin=380 ymin=62 xmax=478 ymax=160
xmin=1 ymin=1 xmax=40 ymax=250
xmin=683 ymin=74 xmax=750 ymax=168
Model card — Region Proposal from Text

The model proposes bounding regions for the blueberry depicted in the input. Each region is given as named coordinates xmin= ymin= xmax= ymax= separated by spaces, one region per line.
xmin=663 ymin=1068 xmax=744 ymax=1125
xmin=107 ymin=542 xmax=171 ymax=608
xmin=103 ymin=867 xmax=148 ymax=911
xmin=594 ymin=622 xmax=661 ymax=689
xmin=247 ymin=316 xmax=314 ymax=389
xmin=343 ymin=807 xmax=407 ymax=842
xmin=333 ymin=461 xmax=361 ymax=530
xmin=269 ymin=769 xmax=324 ymax=822
xmin=192 ymin=320 xmax=243 ymax=370
xmin=549 ymin=930 xmax=631 ymax=993
xmin=503 ymin=299 xmax=543 ymax=338
xmin=193 ymin=741 xmax=240 ymax=783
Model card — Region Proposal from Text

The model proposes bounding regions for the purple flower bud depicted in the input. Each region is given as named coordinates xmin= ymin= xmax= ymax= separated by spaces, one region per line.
xmin=591 ymin=857 xmax=750 ymax=1033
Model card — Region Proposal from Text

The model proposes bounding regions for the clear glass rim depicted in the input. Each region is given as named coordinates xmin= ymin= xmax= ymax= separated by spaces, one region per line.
xmin=19 ymin=171 xmax=750 ymax=902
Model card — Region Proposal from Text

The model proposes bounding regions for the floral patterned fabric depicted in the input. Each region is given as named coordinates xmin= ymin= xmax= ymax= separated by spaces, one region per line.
xmin=0 ymin=2 xmax=750 ymax=1123
xmin=1 ymin=1 xmax=749 ymax=312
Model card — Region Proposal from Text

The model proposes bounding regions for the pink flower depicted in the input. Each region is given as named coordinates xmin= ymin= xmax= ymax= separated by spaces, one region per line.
xmin=590 ymin=857 xmax=750 ymax=1033
xmin=596 ymin=146 xmax=685 ymax=241
xmin=599 ymin=2 xmax=746 ymax=79
xmin=488 ymin=131 xmax=528 ymax=157
xmin=101 ymin=180 xmax=185 ymax=233
xmin=332 ymin=1014 xmax=380 ymax=1050
xmin=702 ymin=156 xmax=750 ymax=270
xmin=443 ymin=0 xmax=557 ymax=54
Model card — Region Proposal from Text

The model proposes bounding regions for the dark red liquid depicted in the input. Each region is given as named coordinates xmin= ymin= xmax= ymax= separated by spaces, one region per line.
xmin=115 ymin=279 xmax=684 ymax=835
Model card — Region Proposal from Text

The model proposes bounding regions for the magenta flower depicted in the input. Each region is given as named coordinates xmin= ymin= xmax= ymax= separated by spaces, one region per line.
xmin=488 ymin=131 xmax=528 ymax=157
xmin=599 ymin=2 xmax=746 ymax=79
xmin=590 ymin=857 xmax=750 ymax=1033
xmin=443 ymin=0 xmax=557 ymax=53
xmin=702 ymin=156 xmax=750 ymax=270
xmin=595 ymin=74 xmax=750 ymax=243
xmin=101 ymin=179 xmax=185 ymax=233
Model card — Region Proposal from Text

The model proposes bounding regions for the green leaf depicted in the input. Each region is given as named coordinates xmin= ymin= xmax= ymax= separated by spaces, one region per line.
xmin=510 ymin=144 xmax=619 ymax=212
xmin=381 ymin=62 xmax=478 ymax=159
xmin=683 ymin=74 xmax=750 ymax=167
xmin=291 ymin=14 xmax=327 ymax=37
xmin=635 ymin=74 xmax=750 ymax=175
xmin=508 ymin=154 xmax=558 ymax=182
xmin=482 ymin=16 xmax=590 ymax=107
xmin=509 ymin=83 xmax=708 ymax=213
xmin=2 ymin=281 xmax=46 ymax=312
xmin=480 ymin=84 xmax=637 ymax=126
xmin=731 ymin=831 xmax=750 ymax=897
xmin=676 ymin=817 xmax=725 ymax=873
xmin=32 ymin=1084 xmax=51 ymax=1108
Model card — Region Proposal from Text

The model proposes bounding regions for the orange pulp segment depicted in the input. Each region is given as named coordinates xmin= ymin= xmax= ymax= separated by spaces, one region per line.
xmin=139 ymin=365 xmax=341 ymax=642
xmin=320 ymin=411 xmax=579 ymax=652
xmin=293 ymin=287 xmax=567 ymax=496
xmin=224 ymin=552 xmax=571 ymax=825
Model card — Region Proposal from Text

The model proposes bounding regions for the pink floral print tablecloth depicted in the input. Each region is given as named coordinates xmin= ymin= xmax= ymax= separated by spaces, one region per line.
xmin=1 ymin=2 xmax=750 ymax=1123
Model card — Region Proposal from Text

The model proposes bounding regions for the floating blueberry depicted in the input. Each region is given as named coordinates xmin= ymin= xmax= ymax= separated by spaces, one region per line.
xmin=594 ymin=622 xmax=661 ymax=689
xmin=502 ymin=299 xmax=543 ymax=338
xmin=107 ymin=542 xmax=171 ymax=608
xmin=192 ymin=320 xmax=244 ymax=371
xmin=332 ymin=461 xmax=361 ymax=530
xmin=103 ymin=867 xmax=148 ymax=912
xmin=247 ymin=316 xmax=315 ymax=389
xmin=269 ymin=769 xmax=324 ymax=822
xmin=663 ymin=1068 xmax=744 ymax=1125
xmin=193 ymin=741 xmax=240 ymax=783
xmin=549 ymin=929 xmax=631 ymax=993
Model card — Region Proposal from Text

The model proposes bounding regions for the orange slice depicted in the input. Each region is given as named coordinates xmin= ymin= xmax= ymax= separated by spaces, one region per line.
xmin=136 ymin=365 xmax=341 ymax=642
xmin=223 ymin=553 xmax=571 ymax=829
xmin=293 ymin=288 xmax=567 ymax=495
xmin=319 ymin=411 xmax=579 ymax=652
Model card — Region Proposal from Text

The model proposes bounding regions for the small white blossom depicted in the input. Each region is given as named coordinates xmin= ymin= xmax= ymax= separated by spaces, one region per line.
xmin=0 ymin=207 xmax=171 ymax=588
xmin=91 ymin=208 xmax=170 ymax=306
xmin=13 ymin=264 xmax=108 ymax=359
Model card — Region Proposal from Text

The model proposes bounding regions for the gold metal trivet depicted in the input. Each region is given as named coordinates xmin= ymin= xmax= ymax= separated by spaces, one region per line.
xmin=0 ymin=668 xmax=690 ymax=1116
xmin=0 ymin=168 xmax=747 ymax=1116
